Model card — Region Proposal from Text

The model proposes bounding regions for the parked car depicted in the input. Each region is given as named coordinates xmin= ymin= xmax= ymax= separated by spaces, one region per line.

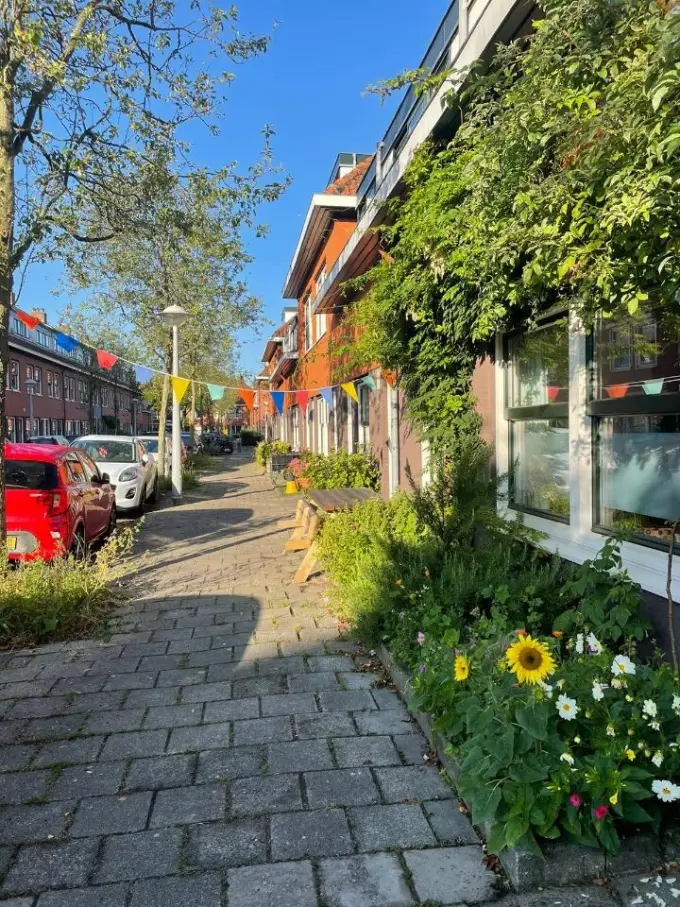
xmin=25 ymin=435 xmax=70 ymax=447
xmin=137 ymin=435 xmax=171 ymax=474
xmin=70 ymin=435 xmax=158 ymax=514
xmin=5 ymin=442 xmax=116 ymax=561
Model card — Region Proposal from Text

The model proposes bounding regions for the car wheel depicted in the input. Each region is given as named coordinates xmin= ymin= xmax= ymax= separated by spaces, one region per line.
xmin=137 ymin=489 xmax=146 ymax=516
xmin=148 ymin=477 xmax=158 ymax=505
xmin=71 ymin=527 xmax=87 ymax=561
xmin=106 ymin=505 xmax=117 ymax=538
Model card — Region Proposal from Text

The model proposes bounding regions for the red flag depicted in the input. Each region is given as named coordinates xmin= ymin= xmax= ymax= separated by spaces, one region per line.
xmin=239 ymin=388 xmax=255 ymax=409
xmin=96 ymin=349 xmax=119 ymax=370
xmin=606 ymin=384 xmax=629 ymax=399
xmin=16 ymin=310 xmax=40 ymax=331
xmin=547 ymin=386 xmax=560 ymax=402
xmin=296 ymin=390 xmax=309 ymax=413
xmin=382 ymin=370 xmax=396 ymax=388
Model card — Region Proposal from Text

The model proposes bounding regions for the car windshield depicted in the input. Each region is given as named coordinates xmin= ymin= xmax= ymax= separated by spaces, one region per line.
xmin=72 ymin=440 xmax=136 ymax=463
xmin=6 ymin=460 xmax=58 ymax=490
xmin=142 ymin=440 xmax=159 ymax=453
xmin=31 ymin=438 xmax=60 ymax=445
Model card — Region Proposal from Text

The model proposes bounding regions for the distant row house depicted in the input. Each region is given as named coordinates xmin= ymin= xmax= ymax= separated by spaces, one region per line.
xmin=6 ymin=308 xmax=153 ymax=442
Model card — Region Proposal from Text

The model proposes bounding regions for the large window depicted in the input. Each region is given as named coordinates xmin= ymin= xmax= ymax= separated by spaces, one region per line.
xmin=592 ymin=311 xmax=680 ymax=547
xmin=506 ymin=317 xmax=570 ymax=519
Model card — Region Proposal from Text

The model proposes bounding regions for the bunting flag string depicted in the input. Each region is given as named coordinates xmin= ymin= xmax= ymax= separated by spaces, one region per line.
xmin=296 ymin=390 xmax=309 ymax=413
xmin=341 ymin=382 xmax=359 ymax=403
xmin=96 ymin=349 xmax=119 ymax=370
xmin=320 ymin=387 xmax=334 ymax=410
xmin=238 ymin=388 xmax=255 ymax=410
xmin=605 ymin=384 xmax=630 ymax=399
xmin=171 ymin=376 xmax=191 ymax=405
xmin=16 ymin=309 xmax=41 ymax=331
xmin=54 ymin=331 xmax=78 ymax=353
xmin=642 ymin=378 xmax=665 ymax=395
xmin=382 ymin=370 xmax=396 ymax=388
xmin=207 ymin=384 xmax=225 ymax=402
xmin=362 ymin=375 xmax=377 ymax=392
xmin=270 ymin=391 xmax=284 ymax=414
xmin=547 ymin=385 xmax=561 ymax=402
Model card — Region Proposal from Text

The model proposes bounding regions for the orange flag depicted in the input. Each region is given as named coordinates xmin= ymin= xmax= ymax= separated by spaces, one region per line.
xmin=382 ymin=370 xmax=396 ymax=388
xmin=239 ymin=388 xmax=255 ymax=409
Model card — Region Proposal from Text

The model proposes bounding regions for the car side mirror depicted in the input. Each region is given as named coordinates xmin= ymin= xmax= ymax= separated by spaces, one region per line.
xmin=141 ymin=454 xmax=149 ymax=465
xmin=100 ymin=473 xmax=110 ymax=484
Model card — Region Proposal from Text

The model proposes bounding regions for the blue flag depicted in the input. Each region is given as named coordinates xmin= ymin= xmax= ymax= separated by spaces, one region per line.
xmin=207 ymin=384 xmax=224 ymax=402
xmin=361 ymin=375 xmax=377 ymax=392
xmin=320 ymin=387 xmax=334 ymax=410
xmin=271 ymin=390 xmax=284 ymax=414
xmin=55 ymin=331 xmax=78 ymax=352
xmin=134 ymin=365 xmax=154 ymax=384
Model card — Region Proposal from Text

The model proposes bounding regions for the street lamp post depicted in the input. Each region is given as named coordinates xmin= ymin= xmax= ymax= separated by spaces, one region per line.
xmin=25 ymin=377 xmax=37 ymax=438
xmin=160 ymin=305 xmax=188 ymax=505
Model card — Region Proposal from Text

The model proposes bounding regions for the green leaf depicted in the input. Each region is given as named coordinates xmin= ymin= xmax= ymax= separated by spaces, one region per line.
xmin=485 ymin=822 xmax=507 ymax=854
xmin=470 ymin=785 xmax=502 ymax=825
xmin=516 ymin=704 xmax=549 ymax=741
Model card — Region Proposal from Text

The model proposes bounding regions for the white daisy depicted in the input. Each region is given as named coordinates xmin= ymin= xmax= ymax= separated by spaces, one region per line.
xmin=606 ymin=724 xmax=616 ymax=737
xmin=592 ymin=682 xmax=607 ymax=702
xmin=560 ymin=752 xmax=575 ymax=765
xmin=653 ymin=751 xmax=664 ymax=768
xmin=644 ymin=700 xmax=658 ymax=719
xmin=556 ymin=694 xmax=579 ymax=721
xmin=611 ymin=655 xmax=636 ymax=676
xmin=586 ymin=632 xmax=602 ymax=654
xmin=575 ymin=633 xmax=584 ymax=655
xmin=650 ymin=720 xmax=662 ymax=731
xmin=652 ymin=780 xmax=680 ymax=803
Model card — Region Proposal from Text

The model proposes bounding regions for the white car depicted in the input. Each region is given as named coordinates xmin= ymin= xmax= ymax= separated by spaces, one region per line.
xmin=70 ymin=435 xmax=158 ymax=513
xmin=137 ymin=435 xmax=171 ymax=475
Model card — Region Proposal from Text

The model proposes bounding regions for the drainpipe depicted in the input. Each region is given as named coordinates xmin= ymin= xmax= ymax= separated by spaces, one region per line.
xmin=389 ymin=383 xmax=400 ymax=497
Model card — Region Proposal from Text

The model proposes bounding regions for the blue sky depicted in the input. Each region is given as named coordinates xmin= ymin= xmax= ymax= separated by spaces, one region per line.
xmin=20 ymin=1 xmax=449 ymax=378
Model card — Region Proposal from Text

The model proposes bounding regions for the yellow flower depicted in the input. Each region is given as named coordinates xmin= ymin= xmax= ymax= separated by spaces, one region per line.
xmin=625 ymin=748 xmax=636 ymax=761
xmin=609 ymin=791 xmax=619 ymax=806
xmin=506 ymin=635 xmax=557 ymax=685
xmin=454 ymin=655 xmax=470 ymax=682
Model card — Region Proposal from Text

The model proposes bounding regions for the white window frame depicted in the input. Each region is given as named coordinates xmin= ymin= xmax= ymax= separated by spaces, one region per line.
xmin=495 ymin=310 xmax=680 ymax=600
xmin=304 ymin=296 xmax=313 ymax=352
xmin=317 ymin=395 xmax=329 ymax=455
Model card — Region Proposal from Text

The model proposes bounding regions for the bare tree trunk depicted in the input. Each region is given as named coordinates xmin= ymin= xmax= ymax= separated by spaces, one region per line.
xmin=190 ymin=380 xmax=196 ymax=440
xmin=157 ymin=374 xmax=170 ymax=478
xmin=0 ymin=80 xmax=15 ymax=544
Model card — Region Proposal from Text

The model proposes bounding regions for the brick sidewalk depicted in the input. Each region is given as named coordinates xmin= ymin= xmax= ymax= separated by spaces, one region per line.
xmin=0 ymin=456 xmax=616 ymax=906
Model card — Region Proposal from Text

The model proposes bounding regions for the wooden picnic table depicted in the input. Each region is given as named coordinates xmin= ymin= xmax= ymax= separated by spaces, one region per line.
xmin=307 ymin=487 xmax=380 ymax=513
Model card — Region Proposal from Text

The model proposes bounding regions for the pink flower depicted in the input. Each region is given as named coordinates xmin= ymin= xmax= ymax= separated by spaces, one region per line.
xmin=417 ymin=633 xmax=425 ymax=646
xmin=569 ymin=794 xmax=582 ymax=808
xmin=418 ymin=664 xmax=426 ymax=674
xmin=593 ymin=805 xmax=609 ymax=821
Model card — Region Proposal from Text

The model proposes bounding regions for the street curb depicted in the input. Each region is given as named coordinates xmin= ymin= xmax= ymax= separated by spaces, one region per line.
xmin=377 ymin=644 xmax=665 ymax=893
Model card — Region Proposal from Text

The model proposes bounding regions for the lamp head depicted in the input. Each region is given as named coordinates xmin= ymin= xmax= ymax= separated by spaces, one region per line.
xmin=160 ymin=305 xmax=189 ymax=329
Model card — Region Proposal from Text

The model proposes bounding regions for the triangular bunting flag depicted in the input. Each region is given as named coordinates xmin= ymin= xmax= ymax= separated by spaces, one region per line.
xmin=171 ymin=376 xmax=190 ymax=405
xmin=135 ymin=365 xmax=154 ymax=384
xmin=606 ymin=384 xmax=629 ymax=399
xmin=54 ymin=331 xmax=78 ymax=352
xmin=271 ymin=391 xmax=284 ymax=414
xmin=207 ymin=384 xmax=224 ymax=402
xmin=320 ymin=387 xmax=334 ymax=410
xmin=361 ymin=375 xmax=377 ymax=392
xmin=341 ymin=382 xmax=359 ymax=403
xmin=238 ymin=388 xmax=255 ymax=410
xmin=16 ymin=310 xmax=40 ymax=331
xmin=96 ymin=349 xmax=118 ymax=370
xmin=643 ymin=378 xmax=665 ymax=395
xmin=296 ymin=390 xmax=309 ymax=413
xmin=547 ymin=386 xmax=560 ymax=402
xmin=382 ymin=370 xmax=396 ymax=388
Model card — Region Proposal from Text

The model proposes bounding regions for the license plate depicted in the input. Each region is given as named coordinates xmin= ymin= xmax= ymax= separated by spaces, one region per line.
xmin=6 ymin=536 xmax=17 ymax=551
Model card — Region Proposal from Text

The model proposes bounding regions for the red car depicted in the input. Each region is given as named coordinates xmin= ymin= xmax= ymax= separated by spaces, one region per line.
xmin=5 ymin=443 xmax=116 ymax=562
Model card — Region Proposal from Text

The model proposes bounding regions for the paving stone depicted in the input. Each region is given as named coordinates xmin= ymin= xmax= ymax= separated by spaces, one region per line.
xmin=271 ymin=808 xmax=353 ymax=860
xmin=0 ymin=681 xmax=55 ymax=700
xmin=33 ymin=736 xmax=103 ymax=768
xmin=144 ymin=703 xmax=203 ymax=729
xmin=261 ymin=694 xmax=317 ymax=716
xmin=157 ymin=668 xmax=207 ymax=687
xmin=288 ymin=673 xmax=339 ymax=693
xmin=203 ymin=698 xmax=259 ymax=723
xmin=0 ymin=898 xmax=34 ymax=907
xmin=0 ymin=801 xmax=72 ymax=843
xmin=392 ymin=734 xmax=429 ymax=764
xmin=51 ymin=761 xmax=126 ymax=800
xmin=151 ymin=628 xmax=194 ymax=641
xmin=350 ymin=803 xmax=437 ymax=851
xmin=71 ymin=791 xmax=152 ymax=837
xmin=37 ymin=884 xmax=128 ymax=907
xmin=99 ymin=729 xmax=168 ymax=761
xmin=96 ymin=828 xmax=183 ymax=882
xmin=38 ymin=663 xmax=93 ymax=680
xmin=267 ymin=739 xmax=333 ymax=774
xmin=83 ymin=708 xmax=145 ymax=734
xmin=20 ymin=715 xmax=84 ymax=742
xmin=319 ymin=853 xmax=414 ymax=907
xmin=167 ymin=636 xmax=212 ymax=654
xmin=227 ymin=860 xmax=317 ymax=907
xmin=150 ymin=783 xmax=225 ymax=827
xmin=295 ymin=713 xmax=356 ymax=739
xmin=7 ymin=697 xmax=69 ymax=719
xmin=232 ymin=676 xmax=286 ymax=698
xmin=404 ymin=846 xmax=496 ymax=904
xmin=374 ymin=765 xmax=454 ymax=803
xmin=0 ymin=746 xmax=38 ymax=773
xmin=424 ymin=799 xmax=479 ymax=845
xmin=231 ymin=774 xmax=302 ymax=817
xmin=305 ymin=768 xmax=380 ymax=809
xmin=123 ymin=687 xmax=180 ymax=709
xmin=0 ymin=770 xmax=51 ymax=805
xmin=87 ymin=656 xmax=141 ymax=675
xmin=233 ymin=716 xmax=292 ymax=746
xmin=65 ymin=692 xmax=127 ymax=714
xmin=337 ymin=672 xmax=375 ymax=690
xmin=187 ymin=818 xmax=267 ymax=868
xmin=191 ymin=649 xmax=236 ymax=669
xmin=129 ymin=872 xmax=222 ymax=907
xmin=196 ymin=746 xmax=265 ymax=783
xmin=3 ymin=838 xmax=99 ymax=894
xmin=167 ymin=722 xmax=231 ymax=754
xmin=256 ymin=657 xmax=305 ymax=676
xmin=308 ymin=656 xmax=354 ymax=673
xmin=0 ymin=845 xmax=13 ymax=876
xmin=103 ymin=672 xmax=156 ymax=691
xmin=181 ymin=681 xmax=233 ymax=703
xmin=124 ymin=754 xmax=195 ymax=790
xmin=319 ymin=691 xmax=376 ymax=712
xmin=496 ymin=891 xmax=618 ymax=907
xmin=121 ymin=642 xmax=169 ymax=657
xmin=332 ymin=735 xmax=400 ymax=768
xmin=137 ymin=654 xmax=185 ymax=672
xmin=371 ymin=689 xmax=404 ymax=710
xmin=354 ymin=709 xmax=418 ymax=736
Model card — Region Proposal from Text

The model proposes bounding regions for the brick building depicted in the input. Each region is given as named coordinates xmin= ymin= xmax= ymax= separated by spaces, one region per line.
xmin=5 ymin=308 xmax=151 ymax=442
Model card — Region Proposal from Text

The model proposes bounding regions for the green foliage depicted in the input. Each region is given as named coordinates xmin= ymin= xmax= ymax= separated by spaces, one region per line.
xmin=240 ymin=429 xmax=262 ymax=447
xmin=299 ymin=450 xmax=380 ymax=490
xmin=255 ymin=440 xmax=291 ymax=469
xmin=158 ymin=466 xmax=200 ymax=493
xmin=0 ymin=526 xmax=138 ymax=648
xmin=348 ymin=0 xmax=680 ymax=438
xmin=187 ymin=453 xmax=220 ymax=471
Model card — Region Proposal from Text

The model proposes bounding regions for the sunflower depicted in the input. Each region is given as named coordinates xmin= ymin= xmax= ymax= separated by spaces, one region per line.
xmin=454 ymin=655 xmax=470 ymax=682
xmin=506 ymin=635 xmax=556 ymax=685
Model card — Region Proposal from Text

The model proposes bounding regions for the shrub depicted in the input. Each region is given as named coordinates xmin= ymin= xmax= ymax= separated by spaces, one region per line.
xmin=158 ymin=465 xmax=200 ymax=493
xmin=255 ymin=441 xmax=270 ymax=468
xmin=0 ymin=526 xmax=137 ymax=648
xmin=240 ymin=429 xmax=262 ymax=446
xmin=299 ymin=450 xmax=380 ymax=490
xmin=187 ymin=453 xmax=220 ymax=471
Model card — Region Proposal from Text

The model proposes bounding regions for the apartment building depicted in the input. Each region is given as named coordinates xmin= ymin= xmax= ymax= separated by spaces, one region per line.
xmin=5 ymin=308 xmax=151 ymax=441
